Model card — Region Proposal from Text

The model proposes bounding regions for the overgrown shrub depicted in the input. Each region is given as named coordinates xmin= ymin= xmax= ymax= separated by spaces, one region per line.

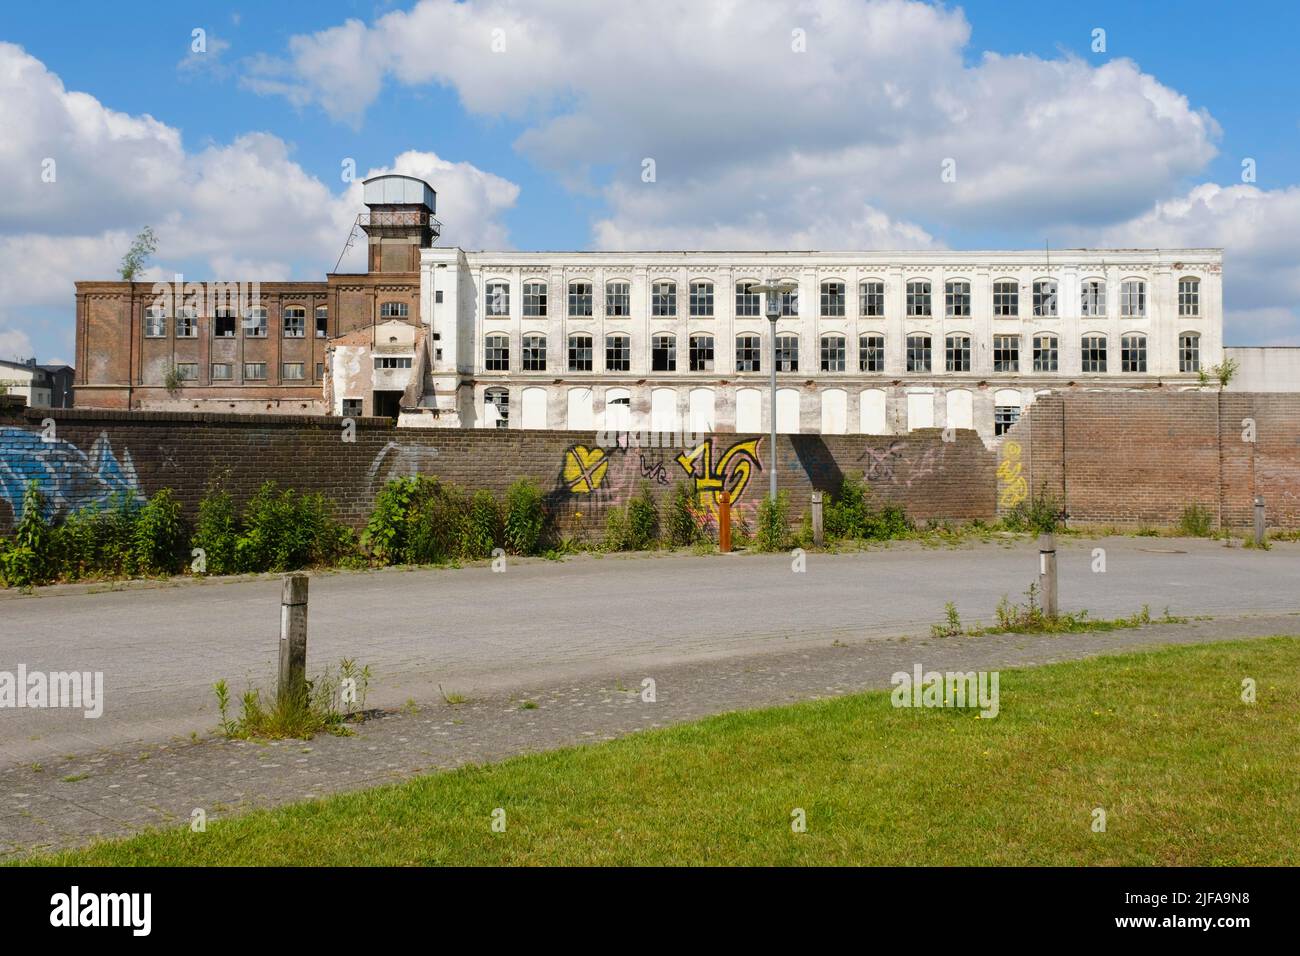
xmin=1178 ymin=504 xmax=1214 ymax=538
xmin=823 ymin=472 xmax=911 ymax=541
xmin=132 ymin=488 xmax=187 ymax=576
xmin=665 ymin=480 xmax=701 ymax=548
xmin=193 ymin=484 xmax=239 ymax=575
xmin=603 ymin=505 xmax=632 ymax=551
xmin=1003 ymin=484 xmax=1064 ymax=535
xmin=407 ymin=482 xmax=470 ymax=564
xmin=462 ymin=490 xmax=502 ymax=559
xmin=0 ymin=483 xmax=51 ymax=587
xmin=235 ymin=481 xmax=350 ymax=572
xmin=626 ymin=482 xmax=660 ymax=550
xmin=754 ymin=491 xmax=790 ymax=552
xmin=503 ymin=478 xmax=546 ymax=555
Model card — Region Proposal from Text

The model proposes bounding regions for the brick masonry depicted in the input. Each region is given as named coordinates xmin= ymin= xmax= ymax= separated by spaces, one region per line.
xmin=2 ymin=392 xmax=1297 ymax=537
xmin=1002 ymin=392 xmax=1300 ymax=529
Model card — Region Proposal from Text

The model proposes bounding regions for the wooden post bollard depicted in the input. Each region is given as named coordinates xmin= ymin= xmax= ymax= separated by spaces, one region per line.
xmin=811 ymin=492 xmax=824 ymax=548
xmin=718 ymin=490 xmax=732 ymax=553
xmin=1254 ymin=496 xmax=1266 ymax=548
xmin=278 ymin=573 xmax=309 ymax=703
xmin=1038 ymin=532 xmax=1058 ymax=619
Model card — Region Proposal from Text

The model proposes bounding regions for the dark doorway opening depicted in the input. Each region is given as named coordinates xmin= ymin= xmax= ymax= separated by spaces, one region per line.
xmin=373 ymin=390 xmax=402 ymax=420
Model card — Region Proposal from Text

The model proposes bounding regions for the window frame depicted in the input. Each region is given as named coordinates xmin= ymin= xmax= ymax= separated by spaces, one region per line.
xmin=651 ymin=333 xmax=677 ymax=372
xmin=992 ymin=334 xmax=1020 ymax=373
xmin=1178 ymin=277 xmax=1200 ymax=317
xmin=1032 ymin=334 xmax=1059 ymax=373
xmin=1120 ymin=279 xmax=1146 ymax=318
xmin=992 ymin=280 xmax=1019 ymax=317
xmin=820 ymin=281 xmax=845 ymax=318
xmin=651 ymin=280 xmax=677 ymax=317
xmin=945 ymin=280 xmax=971 ymax=318
xmin=485 ymin=333 xmax=510 ymax=371
xmin=606 ymin=281 xmax=631 ymax=317
xmin=689 ymin=333 xmax=715 ymax=372
xmin=859 ymin=333 xmax=885 ymax=373
xmin=689 ymin=281 xmax=714 ymax=318
xmin=907 ymin=280 xmax=932 ymax=318
xmin=819 ymin=334 xmax=846 ymax=372
xmin=1120 ymin=333 xmax=1147 ymax=373
xmin=906 ymin=333 xmax=932 ymax=372
xmin=945 ymin=333 xmax=971 ymax=372
xmin=735 ymin=281 xmax=761 ymax=318
xmin=605 ymin=333 xmax=631 ymax=372
xmin=859 ymin=280 xmax=885 ymax=318
xmin=568 ymin=281 xmax=594 ymax=318
xmin=1179 ymin=332 xmax=1201 ymax=373
xmin=1081 ymin=334 xmax=1108 ymax=373
xmin=735 ymin=333 xmax=761 ymax=372
xmin=774 ymin=333 xmax=800 ymax=373
xmin=522 ymin=333 xmax=547 ymax=372
xmin=283 ymin=306 xmax=306 ymax=339
xmin=568 ymin=333 xmax=594 ymax=372
xmin=484 ymin=281 xmax=511 ymax=317
xmin=379 ymin=301 xmax=409 ymax=320
xmin=523 ymin=281 xmax=548 ymax=317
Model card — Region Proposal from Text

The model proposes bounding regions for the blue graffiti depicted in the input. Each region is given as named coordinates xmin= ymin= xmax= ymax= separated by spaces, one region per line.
xmin=0 ymin=427 xmax=142 ymax=522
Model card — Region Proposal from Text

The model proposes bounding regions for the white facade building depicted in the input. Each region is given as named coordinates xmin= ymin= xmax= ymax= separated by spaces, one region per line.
xmin=417 ymin=247 xmax=1224 ymax=443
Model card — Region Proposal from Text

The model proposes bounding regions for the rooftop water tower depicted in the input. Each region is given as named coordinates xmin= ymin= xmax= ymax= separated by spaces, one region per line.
xmin=358 ymin=174 xmax=441 ymax=273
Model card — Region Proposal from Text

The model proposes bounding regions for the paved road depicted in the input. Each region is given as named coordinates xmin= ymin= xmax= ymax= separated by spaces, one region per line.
xmin=2 ymin=536 xmax=1298 ymax=764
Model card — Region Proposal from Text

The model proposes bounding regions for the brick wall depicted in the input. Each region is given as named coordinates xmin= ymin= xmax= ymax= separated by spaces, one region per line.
xmin=0 ymin=400 xmax=993 ymax=536
xmin=4 ymin=392 xmax=1297 ymax=538
xmin=1004 ymin=392 xmax=1300 ymax=530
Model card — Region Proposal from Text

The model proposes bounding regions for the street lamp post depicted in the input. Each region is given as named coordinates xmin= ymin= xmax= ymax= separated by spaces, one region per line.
xmin=750 ymin=281 xmax=799 ymax=502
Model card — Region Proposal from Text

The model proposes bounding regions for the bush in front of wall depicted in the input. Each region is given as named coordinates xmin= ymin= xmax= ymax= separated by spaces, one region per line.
xmin=665 ymin=480 xmax=702 ymax=548
xmin=754 ymin=491 xmax=791 ymax=553
xmin=626 ymin=482 xmax=660 ymax=551
xmin=132 ymin=488 xmax=188 ymax=576
xmin=603 ymin=505 xmax=632 ymax=551
xmin=462 ymin=490 xmax=503 ymax=559
xmin=503 ymin=478 xmax=546 ymax=556
xmin=192 ymin=483 xmax=239 ymax=575
xmin=234 ymin=481 xmax=350 ymax=573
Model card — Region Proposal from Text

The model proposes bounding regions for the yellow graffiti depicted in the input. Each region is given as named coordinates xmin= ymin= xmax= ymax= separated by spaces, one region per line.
xmin=563 ymin=445 xmax=609 ymax=493
xmin=675 ymin=438 xmax=762 ymax=514
xmin=997 ymin=440 xmax=1027 ymax=508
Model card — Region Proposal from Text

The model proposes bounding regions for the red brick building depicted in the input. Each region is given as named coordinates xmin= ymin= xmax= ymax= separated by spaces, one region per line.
xmin=73 ymin=174 xmax=436 ymax=415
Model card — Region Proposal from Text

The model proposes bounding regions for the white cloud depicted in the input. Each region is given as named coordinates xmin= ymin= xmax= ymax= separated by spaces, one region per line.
xmin=243 ymin=0 xmax=1219 ymax=247
xmin=0 ymin=42 xmax=519 ymax=361
xmin=0 ymin=327 xmax=34 ymax=363
xmin=1093 ymin=183 xmax=1300 ymax=344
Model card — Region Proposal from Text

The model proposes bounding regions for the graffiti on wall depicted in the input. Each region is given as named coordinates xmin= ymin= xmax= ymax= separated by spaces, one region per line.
xmin=997 ymin=440 xmax=1028 ymax=508
xmin=555 ymin=435 xmax=765 ymax=524
xmin=0 ymin=427 xmax=142 ymax=521
xmin=366 ymin=441 xmax=442 ymax=494
xmin=851 ymin=438 xmax=951 ymax=490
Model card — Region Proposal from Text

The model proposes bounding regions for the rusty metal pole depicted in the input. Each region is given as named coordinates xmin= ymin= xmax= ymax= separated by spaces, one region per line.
xmin=718 ymin=490 xmax=732 ymax=553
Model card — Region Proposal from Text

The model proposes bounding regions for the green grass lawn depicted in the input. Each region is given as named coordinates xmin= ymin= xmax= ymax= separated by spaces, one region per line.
xmin=32 ymin=637 xmax=1300 ymax=866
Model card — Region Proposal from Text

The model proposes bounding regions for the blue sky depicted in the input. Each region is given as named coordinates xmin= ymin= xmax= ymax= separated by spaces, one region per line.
xmin=1 ymin=0 xmax=1298 ymax=363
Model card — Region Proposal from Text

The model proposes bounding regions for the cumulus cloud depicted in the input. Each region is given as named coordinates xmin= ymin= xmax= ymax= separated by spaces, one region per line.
xmin=1093 ymin=183 xmax=1300 ymax=344
xmin=242 ymin=0 xmax=1219 ymax=248
xmin=0 ymin=42 xmax=519 ymax=360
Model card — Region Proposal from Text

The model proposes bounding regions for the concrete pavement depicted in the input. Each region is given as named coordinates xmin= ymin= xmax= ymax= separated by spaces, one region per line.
xmin=2 ymin=536 xmax=1298 ymax=766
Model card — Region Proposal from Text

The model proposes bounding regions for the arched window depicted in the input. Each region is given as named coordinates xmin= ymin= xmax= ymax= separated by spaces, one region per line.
xmin=568 ymin=333 xmax=593 ymax=371
xmin=819 ymin=334 xmax=845 ymax=372
xmin=820 ymin=281 xmax=845 ymax=317
xmin=1121 ymin=333 xmax=1147 ymax=372
xmin=859 ymin=333 xmax=884 ymax=372
xmin=1081 ymin=334 xmax=1107 ymax=372
xmin=379 ymin=301 xmax=408 ymax=319
xmin=1120 ymin=280 xmax=1146 ymax=317
xmin=283 ymin=306 xmax=306 ymax=338
xmin=314 ymin=305 xmax=328 ymax=338
xmin=689 ymin=333 xmax=715 ymax=371
xmin=735 ymin=333 xmax=761 ymax=371
xmin=1033 ymin=280 xmax=1057 ymax=317
xmin=992 ymin=279 xmax=1019 ymax=316
xmin=523 ymin=281 xmax=548 ymax=317
xmin=993 ymin=334 xmax=1020 ymax=372
xmin=568 ymin=281 xmax=593 ymax=317
xmin=907 ymin=280 xmax=932 ymax=317
xmin=906 ymin=333 xmax=931 ymax=372
xmin=1178 ymin=277 xmax=1200 ymax=316
xmin=243 ymin=307 xmax=268 ymax=337
xmin=652 ymin=333 xmax=676 ymax=371
xmin=1179 ymin=332 xmax=1201 ymax=373
xmin=1032 ymin=334 xmax=1059 ymax=372
xmin=775 ymin=334 xmax=799 ymax=372
xmin=945 ymin=280 xmax=971 ymax=318
xmin=689 ymin=281 xmax=714 ymax=317
xmin=605 ymin=333 xmax=630 ymax=371
xmin=1081 ymin=279 xmax=1106 ymax=317
xmin=484 ymin=387 xmax=509 ymax=429
xmin=945 ymin=333 xmax=971 ymax=372
xmin=606 ymin=281 xmax=630 ymax=317
xmin=484 ymin=281 xmax=510 ymax=317
xmin=485 ymin=333 xmax=510 ymax=371
xmin=652 ymin=280 xmax=676 ymax=317
xmin=522 ymin=334 xmax=547 ymax=371
xmin=144 ymin=306 xmax=166 ymax=338
xmin=860 ymin=280 xmax=885 ymax=317
xmin=735 ymin=281 xmax=761 ymax=317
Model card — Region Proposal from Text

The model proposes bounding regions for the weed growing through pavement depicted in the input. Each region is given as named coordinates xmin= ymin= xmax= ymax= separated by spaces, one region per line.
xmin=934 ymin=583 xmax=1186 ymax=637
xmin=214 ymin=658 xmax=372 ymax=740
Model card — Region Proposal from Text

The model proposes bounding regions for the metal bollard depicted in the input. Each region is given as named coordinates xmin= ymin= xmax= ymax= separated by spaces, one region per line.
xmin=718 ymin=490 xmax=732 ymax=553
xmin=1038 ymin=532 xmax=1058 ymax=618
